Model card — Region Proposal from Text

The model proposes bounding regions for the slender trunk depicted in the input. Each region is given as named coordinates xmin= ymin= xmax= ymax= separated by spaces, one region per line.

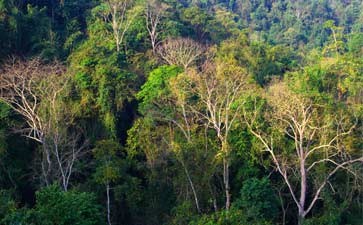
xmin=181 ymin=160 xmax=201 ymax=213
xmin=209 ymin=183 xmax=218 ymax=212
xmin=54 ymin=141 xmax=68 ymax=191
xmin=152 ymin=40 xmax=156 ymax=53
xmin=298 ymin=213 xmax=305 ymax=225
xmin=298 ymin=159 xmax=307 ymax=225
xmin=42 ymin=142 xmax=51 ymax=186
xmin=115 ymin=34 xmax=121 ymax=52
xmin=282 ymin=204 xmax=287 ymax=225
xmin=223 ymin=157 xmax=231 ymax=210
xmin=221 ymin=140 xmax=231 ymax=210
xmin=51 ymin=0 xmax=55 ymax=25
xmin=107 ymin=183 xmax=112 ymax=225
xmin=151 ymin=33 xmax=156 ymax=53
xmin=112 ymin=7 xmax=120 ymax=53
xmin=331 ymin=29 xmax=338 ymax=57
xmin=41 ymin=156 xmax=49 ymax=186
xmin=278 ymin=189 xmax=287 ymax=225
xmin=213 ymin=198 xmax=218 ymax=212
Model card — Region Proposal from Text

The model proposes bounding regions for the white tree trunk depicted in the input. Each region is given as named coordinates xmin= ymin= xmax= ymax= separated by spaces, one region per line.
xmin=181 ymin=159 xmax=201 ymax=213
xmin=107 ymin=183 xmax=112 ymax=225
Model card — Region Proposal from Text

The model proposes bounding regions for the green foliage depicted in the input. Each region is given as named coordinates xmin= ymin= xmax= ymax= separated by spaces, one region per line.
xmin=137 ymin=65 xmax=182 ymax=113
xmin=217 ymin=34 xmax=296 ymax=85
xmin=0 ymin=190 xmax=16 ymax=220
xmin=347 ymin=32 xmax=363 ymax=56
xmin=304 ymin=199 xmax=343 ymax=225
xmin=93 ymin=139 xmax=123 ymax=184
xmin=234 ymin=178 xmax=279 ymax=220
xmin=69 ymin=15 xmax=137 ymax=136
xmin=0 ymin=0 xmax=362 ymax=224
xmin=2 ymin=185 xmax=104 ymax=225
xmin=170 ymin=201 xmax=197 ymax=225
xmin=34 ymin=185 xmax=103 ymax=225
xmin=0 ymin=102 xmax=10 ymax=154
xmin=190 ymin=208 xmax=273 ymax=225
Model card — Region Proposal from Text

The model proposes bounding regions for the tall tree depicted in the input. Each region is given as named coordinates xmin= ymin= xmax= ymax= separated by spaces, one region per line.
xmin=244 ymin=81 xmax=363 ymax=224
xmin=174 ymin=57 xmax=253 ymax=210
xmin=101 ymin=0 xmax=141 ymax=52
xmin=145 ymin=0 xmax=170 ymax=53
xmin=0 ymin=57 xmax=88 ymax=190
xmin=93 ymin=140 xmax=122 ymax=225
xmin=135 ymin=66 xmax=203 ymax=212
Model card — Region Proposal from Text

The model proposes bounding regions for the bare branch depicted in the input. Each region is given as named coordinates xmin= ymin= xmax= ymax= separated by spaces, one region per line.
xmin=157 ymin=37 xmax=205 ymax=69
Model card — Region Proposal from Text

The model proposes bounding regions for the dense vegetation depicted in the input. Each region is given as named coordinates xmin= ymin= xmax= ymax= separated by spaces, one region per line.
xmin=0 ymin=0 xmax=362 ymax=224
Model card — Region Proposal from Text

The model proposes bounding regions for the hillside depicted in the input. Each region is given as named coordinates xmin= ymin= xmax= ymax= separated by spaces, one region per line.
xmin=0 ymin=0 xmax=362 ymax=224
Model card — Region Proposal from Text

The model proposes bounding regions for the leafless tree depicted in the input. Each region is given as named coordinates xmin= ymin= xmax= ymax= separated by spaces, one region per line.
xmin=243 ymin=82 xmax=363 ymax=224
xmin=175 ymin=59 xmax=252 ymax=210
xmin=145 ymin=0 xmax=170 ymax=53
xmin=44 ymin=127 xmax=89 ymax=191
xmin=157 ymin=37 xmax=205 ymax=69
xmin=0 ymin=57 xmax=64 ymax=143
xmin=0 ymin=57 xmax=88 ymax=190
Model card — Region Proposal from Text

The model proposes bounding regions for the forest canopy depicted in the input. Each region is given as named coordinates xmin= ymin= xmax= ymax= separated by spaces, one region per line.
xmin=0 ymin=0 xmax=362 ymax=224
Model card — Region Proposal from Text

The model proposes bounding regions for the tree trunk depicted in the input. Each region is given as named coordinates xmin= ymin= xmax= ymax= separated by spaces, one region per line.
xmin=210 ymin=184 xmax=218 ymax=212
xmin=223 ymin=157 xmax=231 ymax=210
xmin=221 ymin=140 xmax=231 ymax=210
xmin=278 ymin=189 xmax=287 ymax=225
xmin=106 ymin=183 xmax=112 ymax=225
xmin=181 ymin=160 xmax=201 ymax=213
xmin=41 ymin=142 xmax=51 ymax=186
xmin=112 ymin=6 xmax=120 ymax=53
xmin=298 ymin=212 xmax=305 ymax=225
xmin=298 ymin=159 xmax=307 ymax=225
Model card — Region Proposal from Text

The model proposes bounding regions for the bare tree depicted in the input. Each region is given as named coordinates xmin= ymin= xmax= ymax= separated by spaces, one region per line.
xmin=243 ymin=82 xmax=363 ymax=224
xmin=145 ymin=0 xmax=170 ymax=53
xmin=0 ymin=57 xmax=88 ymax=190
xmin=175 ymin=59 xmax=252 ymax=210
xmin=45 ymin=127 xmax=89 ymax=191
xmin=0 ymin=57 xmax=64 ymax=144
xmin=102 ymin=0 xmax=139 ymax=52
xmin=157 ymin=37 xmax=205 ymax=69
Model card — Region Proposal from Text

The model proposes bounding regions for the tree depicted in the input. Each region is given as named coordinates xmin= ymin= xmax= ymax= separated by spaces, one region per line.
xmin=93 ymin=140 xmax=122 ymax=225
xmin=180 ymin=6 xmax=210 ymax=41
xmin=100 ymin=0 xmax=141 ymax=52
xmin=234 ymin=177 xmax=279 ymax=220
xmin=145 ymin=0 xmax=170 ymax=53
xmin=24 ymin=185 xmax=102 ymax=225
xmin=323 ymin=20 xmax=344 ymax=57
xmin=174 ymin=57 xmax=253 ymax=210
xmin=0 ymin=57 xmax=88 ymax=190
xmin=243 ymin=81 xmax=363 ymax=224
xmin=68 ymin=12 xmax=138 ymax=137
xmin=135 ymin=65 xmax=203 ymax=213
xmin=157 ymin=37 xmax=205 ymax=69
